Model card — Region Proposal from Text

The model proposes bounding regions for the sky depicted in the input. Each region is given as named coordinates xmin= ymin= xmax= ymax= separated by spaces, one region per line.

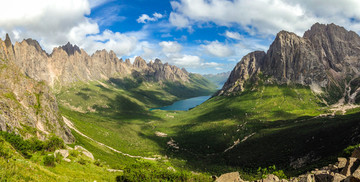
xmin=1 ymin=0 xmax=360 ymax=74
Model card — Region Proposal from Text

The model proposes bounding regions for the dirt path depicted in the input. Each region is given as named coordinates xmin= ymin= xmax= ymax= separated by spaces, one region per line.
xmin=62 ymin=116 xmax=157 ymax=161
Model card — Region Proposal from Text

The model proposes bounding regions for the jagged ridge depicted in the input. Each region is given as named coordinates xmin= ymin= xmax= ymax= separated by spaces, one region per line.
xmin=219 ymin=23 xmax=360 ymax=105
xmin=0 ymin=36 xmax=190 ymax=88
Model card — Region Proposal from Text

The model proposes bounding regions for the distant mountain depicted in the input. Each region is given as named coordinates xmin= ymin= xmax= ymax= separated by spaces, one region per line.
xmin=203 ymin=71 xmax=231 ymax=88
xmin=2 ymin=36 xmax=191 ymax=88
xmin=218 ymin=23 xmax=360 ymax=105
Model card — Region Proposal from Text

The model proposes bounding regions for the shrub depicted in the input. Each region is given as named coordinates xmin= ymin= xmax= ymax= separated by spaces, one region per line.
xmin=45 ymin=134 xmax=64 ymax=152
xmin=116 ymin=161 xmax=211 ymax=182
xmin=28 ymin=137 xmax=45 ymax=151
xmin=78 ymin=158 xmax=87 ymax=165
xmin=94 ymin=160 xmax=102 ymax=167
xmin=43 ymin=155 xmax=55 ymax=167
xmin=257 ymin=165 xmax=287 ymax=179
xmin=69 ymin=149 xmax=80 ymax=157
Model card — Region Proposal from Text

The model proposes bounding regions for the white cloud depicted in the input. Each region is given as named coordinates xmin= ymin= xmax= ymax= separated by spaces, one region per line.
xmin=153 ymin=13 xmax=164 ymax=19
xmin=169 ymin=12 xmax=190 ymax=28
xmin=0 ymin=0 xmax=142 ymax=57
xmin=169 ymin=0 xmax=360 ymax=36
xmin=159 ymin=41 xmax=183 ymax=54
xmin=202 ymin=41 xmax=234 ymax=57
xmin=225 ymin=31 xmax=243 ymax=40
xmin=172 ymin=55 xmax=201 ymax=67
xmin=137 ymin=12 xmax=164 ymax=23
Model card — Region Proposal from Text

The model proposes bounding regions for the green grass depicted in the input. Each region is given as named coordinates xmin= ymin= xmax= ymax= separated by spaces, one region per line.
xmin=0 ymin=135 xmax=120 ymax=181
xmin=56 ymin=76 xmax=360 ymax=180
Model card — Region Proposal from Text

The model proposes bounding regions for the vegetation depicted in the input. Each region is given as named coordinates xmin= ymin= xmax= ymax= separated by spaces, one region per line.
xmin=116 ymin=160 xmax=211 ymax=182
xmin=56 ymin=78 xmax=360 ymax=180
xmin=0 ymin=133 xmax=123 ymax=181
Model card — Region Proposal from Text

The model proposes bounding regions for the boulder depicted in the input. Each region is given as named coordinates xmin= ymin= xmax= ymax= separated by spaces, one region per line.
xmin=314 ymin=173 xmax=334 ymax=182
xmin=338 ymin=158 xmax=348 ymax=169
xmin=333 ymin=173 xmax=346 ymax=182
xmin=297 ymin=174 xmax=315 ymax=182
xmin=350 ymin=166 xmax=360 ymax=181
xmin=341 ymin=158 xmax=360 ymax=176
xmin=344 ymin=176 xmax=360 ymax=182
xmin=74 ymin=145 xmax=94 ymax=160
xmin=262 ymin=174 xmax=280 ymax=182
xmin=54 ymin=149 xmax=69 ymax=159
xmin=216 ymin=172 xmax=243 ymax=182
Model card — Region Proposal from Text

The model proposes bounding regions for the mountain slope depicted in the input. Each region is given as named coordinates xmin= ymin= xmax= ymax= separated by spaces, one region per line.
xmin=0 ymin=42 xmax=73 ymax=143
xmin=218 ymin=23 xmax=360 ymax=105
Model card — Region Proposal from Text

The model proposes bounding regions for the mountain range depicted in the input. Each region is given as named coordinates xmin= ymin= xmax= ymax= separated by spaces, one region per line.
xmin=2 ymin=35 xmax=191 ymax=88
xmin=1 ymin=23 xmax=360 ymax=181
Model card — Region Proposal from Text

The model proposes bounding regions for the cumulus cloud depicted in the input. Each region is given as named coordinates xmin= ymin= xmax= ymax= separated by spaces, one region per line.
xmin=137 ymin=12 xmax=164 ymax=23
xmin=169 ymin=0 xmax=360 ymax=36
xmin=202 ymin=41 xmax=234 ymax=57
xmin=0 ymin=0 xmax=140 ymax=57
xmin=169 ymin=12 xmax=190 ymax=28
xmin=159 ymin=41 xmax=183 ymax=54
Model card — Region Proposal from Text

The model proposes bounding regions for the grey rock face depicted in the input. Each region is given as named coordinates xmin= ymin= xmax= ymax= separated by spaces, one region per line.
xmin=219 ymin=23 xmax=360 ymax=104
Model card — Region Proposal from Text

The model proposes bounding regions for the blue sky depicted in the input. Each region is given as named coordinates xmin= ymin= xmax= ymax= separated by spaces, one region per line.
xmin=1 ymin=0 xmax=360 ymax=74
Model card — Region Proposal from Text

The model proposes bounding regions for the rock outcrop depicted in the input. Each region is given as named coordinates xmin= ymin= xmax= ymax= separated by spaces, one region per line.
xmin=0 ymin=55 xmax=74 ymax=143
xmin=218 ymin=23 xmax=360 ymax=104
xmin=1 ymin=36 xmax=190 ymax=88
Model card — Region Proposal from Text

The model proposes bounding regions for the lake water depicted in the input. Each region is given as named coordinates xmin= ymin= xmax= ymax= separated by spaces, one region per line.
xmin=150 ymin=95 xmax=211 ymax=111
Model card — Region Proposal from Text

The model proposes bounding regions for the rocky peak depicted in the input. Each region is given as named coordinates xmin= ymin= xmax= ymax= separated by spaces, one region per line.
xmin=4 ymin=33 xmax=12 ymax=48
xmin=125 ymin=58 xmax=132 ymax=67
xmin=181 ymin=68 xmax=188 ymax=74
xmin=24 ymin=38 xmax=46 ymax=53
xmin=219 ymin=23 xmax=360 ymax=104
xmin=218 ymin=51 xmax=265 ymax=95
xmin=60 ymin=42 xmax=81 ymax=56
xmin=133 ymin=56 xmax=148 ymax=69
xmin=154 ymin=58 xmax=162 ymax=65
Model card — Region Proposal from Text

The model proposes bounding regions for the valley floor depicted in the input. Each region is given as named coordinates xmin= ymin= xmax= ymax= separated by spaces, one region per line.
xmin=55 ymin=80 xmax=360 ymax=181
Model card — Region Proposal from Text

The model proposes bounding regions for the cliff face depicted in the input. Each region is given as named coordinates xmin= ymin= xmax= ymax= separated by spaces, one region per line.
xmin=8 ymin=38 xmax=189 ymax=88
xmin=0 ymin=38 xmax=74 ymax=143
xmin=219 ymin=23 xmax=360 ymax=104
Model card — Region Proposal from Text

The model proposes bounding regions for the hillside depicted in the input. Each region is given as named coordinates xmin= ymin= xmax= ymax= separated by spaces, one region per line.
xmin=0 ymin=39 xmax=73 ymax=143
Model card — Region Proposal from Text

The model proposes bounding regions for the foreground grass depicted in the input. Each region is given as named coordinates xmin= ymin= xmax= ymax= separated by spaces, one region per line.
xmin=0 ymin=135 xmax=120 ymax=181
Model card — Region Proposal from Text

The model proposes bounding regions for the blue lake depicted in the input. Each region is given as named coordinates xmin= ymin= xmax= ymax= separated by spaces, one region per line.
xmin=150 ymin=95 xmax=211 ymax=111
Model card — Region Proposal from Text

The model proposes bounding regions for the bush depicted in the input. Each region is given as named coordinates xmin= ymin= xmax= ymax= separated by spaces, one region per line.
xmin=94 ymin=160 xmax=102 ymax=167
xmin=116 ymin=161 xmax=211 ymax=182
xmin=0 ymin=132 xmax=65 ymax=158
xmin=29 ymin=137 xmax=45 ymax=151
xmin=45 ymin=134 xmax=64 ymax=152
xmin=257 ymin=165 xmax=287 ymax=179
xmin=43 ymin=155 xmax=55 ymax=167
xmin=0 ymin=131 xmax=32 ymax=158
xmin=78 ymin=158 xmax=87 ymax=165
xmin=69 ymin=149 xmax=80 ymax=157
